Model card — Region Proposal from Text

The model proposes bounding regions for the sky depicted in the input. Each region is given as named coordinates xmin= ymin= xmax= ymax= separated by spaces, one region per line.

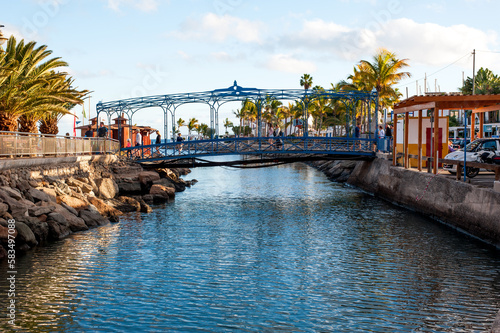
xmin=3 ymin=0 xmax=500 ymax=137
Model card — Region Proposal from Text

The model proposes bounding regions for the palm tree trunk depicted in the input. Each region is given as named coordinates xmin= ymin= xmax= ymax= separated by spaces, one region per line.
xmin=39 ymin=117 xmax=59 ymax=135
xmin=0 ymin=113 xmax=19 ymax=132
xmin=18 ymin=115 xmax=39 ymax=134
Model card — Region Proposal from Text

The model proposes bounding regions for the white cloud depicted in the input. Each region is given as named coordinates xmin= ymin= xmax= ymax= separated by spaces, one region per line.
xmin=276 ymin=17 xmax=500 ymax=67
xmin=106 ymin=0 xmax=160 ymax=12
xmin=266 ymin=54 xmax=316 ymax=74
xmin=171 ymin=13 xmax=264 ymax=43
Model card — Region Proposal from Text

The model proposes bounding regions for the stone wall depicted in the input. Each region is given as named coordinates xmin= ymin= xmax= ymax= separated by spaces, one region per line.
xmin=0 ymin=156 xmax=195 ymax=260
xmin=312 ymin=159 xmax=500 ymax=248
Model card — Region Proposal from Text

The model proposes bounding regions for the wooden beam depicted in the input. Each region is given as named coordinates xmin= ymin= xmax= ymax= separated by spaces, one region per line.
xmin=433 ymin=108 xmax=439 ymax=174
xmin=472 ymin=104 xmax=500 ymax=113
xmin=404 ymin=113 xmax=409 ymax=169
xmin=394 ymin=102 xmax=435 ymax=114
xmin=479 ymin=112 xmax=484 ymax=138
xmin=471 ymin=112 xmax=476 ymax=140
xmin=393 ymin=115 xmax=397 ymax=166
xmin=418 ymin=110 xmax=422 ymax=171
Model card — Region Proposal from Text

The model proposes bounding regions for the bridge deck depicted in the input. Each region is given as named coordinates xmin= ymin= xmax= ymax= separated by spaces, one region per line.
xmin=123 ymin=136 xmax=376 ymax=167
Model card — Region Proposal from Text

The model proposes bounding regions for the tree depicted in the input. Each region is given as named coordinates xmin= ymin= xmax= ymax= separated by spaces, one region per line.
xmin=176 ymin=118 xmax=186 ymax=132
xmin=356 ymin=48 xmax=411 ymax=111
xmin=460 ymin=67 xmax=500 ymax=95
xmin=300 ymin=74 xmax=313 ymax=90
xmin=187 ymin=117 xmax=198 ymax=136
xmin=0 ymin=37 xmax=88 ymax=132
xmin=223 ymin=118 xmax=233 ymax=135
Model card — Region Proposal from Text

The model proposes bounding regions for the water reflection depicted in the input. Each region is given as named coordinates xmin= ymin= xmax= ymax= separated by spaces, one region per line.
xmin=1 ymin=162 xmax=499 ymax=332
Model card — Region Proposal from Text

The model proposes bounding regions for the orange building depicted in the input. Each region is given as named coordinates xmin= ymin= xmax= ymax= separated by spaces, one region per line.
xmin=76 ymin=114 xmax=157 ymax=148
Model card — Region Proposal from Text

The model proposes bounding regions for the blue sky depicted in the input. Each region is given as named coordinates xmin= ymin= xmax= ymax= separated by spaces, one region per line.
xmin=3 ymin=0 xmax=500 ymax=136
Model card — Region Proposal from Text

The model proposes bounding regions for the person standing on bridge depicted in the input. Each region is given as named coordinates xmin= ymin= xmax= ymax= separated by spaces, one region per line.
xmin=176 ymin=132 xmax=184 ymax=153
xmin=135 ymin=130 xmax=142 ymax=146
xmin=155 ymin=130 xmax=162 ymax=156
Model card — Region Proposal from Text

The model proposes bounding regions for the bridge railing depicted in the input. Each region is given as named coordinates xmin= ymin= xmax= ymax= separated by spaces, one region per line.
xmin=123 ymin=136 xmax=376 ymax=161
xmin=0 ymin=131 xmax=121 ymax=158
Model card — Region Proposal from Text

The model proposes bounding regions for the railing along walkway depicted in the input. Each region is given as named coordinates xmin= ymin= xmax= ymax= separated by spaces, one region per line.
xmin=0 ymin=131 xmax=120 ymax=158
xmin=124 ymin=136 xmax=377 ymax=162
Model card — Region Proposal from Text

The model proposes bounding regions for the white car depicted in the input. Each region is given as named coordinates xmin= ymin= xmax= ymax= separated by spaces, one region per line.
xmin=443 ymin=138 xmax=500 ymax=174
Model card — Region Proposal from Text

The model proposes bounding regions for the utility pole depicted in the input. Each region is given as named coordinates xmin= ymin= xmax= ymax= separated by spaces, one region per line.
xmin=472 ymin=49 xmax=476 ymax=95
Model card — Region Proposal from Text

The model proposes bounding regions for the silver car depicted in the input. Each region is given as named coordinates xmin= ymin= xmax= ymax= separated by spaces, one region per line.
xmin=443 ymin=138 xmax=500 ymax=174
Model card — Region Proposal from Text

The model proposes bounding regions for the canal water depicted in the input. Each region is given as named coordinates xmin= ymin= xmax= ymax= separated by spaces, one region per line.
xmin=1 ymin=162 xmax=500 ymax=332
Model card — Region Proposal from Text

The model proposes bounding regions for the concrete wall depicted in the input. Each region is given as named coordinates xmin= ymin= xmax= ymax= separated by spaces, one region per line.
xmin=347 ymin=158 xmax=500 ymax=248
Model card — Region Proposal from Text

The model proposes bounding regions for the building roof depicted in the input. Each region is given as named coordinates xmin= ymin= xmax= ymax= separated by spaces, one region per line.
xmin=393 ymin=93 xmax=500 ymax=114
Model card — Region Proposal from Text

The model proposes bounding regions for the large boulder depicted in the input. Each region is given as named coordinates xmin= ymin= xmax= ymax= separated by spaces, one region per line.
xmin=0 ymin=186 xmax=22 ymax=200
xmin=0 ymin=224 xmax=17 ymax=243
xmin=114 ymin=196 xmax=141 ymax=212
xmin=79 ymin=209 xmax=109 ymax=228
xmin=95 ymin=178 xmax=119 ymax=199
xmin=57 ymin=195 xmax=88 ymax=211
xmin=88 ymin=196 xmax=123 ymax=217
xmin=28 ymin=204 xmax=57 ymax=217
xmin=17 ymin=217 xmax=49 ymax=245
xmin=32 ymin=188 xmax=57 ymax=202
xmin=52 ymin=205 xmax=88 ymax=232
xmin=116 ymin=179 xmax=142 ymax=195
xmin=66 ymin=177 xmax=93 ymax=194
xmin=150 ymin=184 xmax=175 ymax=199
xmin=15 ymin=221 xmax=38 ymax=248
xmin=138 ymin=171 xmax=161 ymax=184
xmin=46 ymin=220 xmax=71 ymax=240
xmin=0 ymin=190 xmax=28 ymax=217
xmin=0 ymin=202 xmax=8 ymax=216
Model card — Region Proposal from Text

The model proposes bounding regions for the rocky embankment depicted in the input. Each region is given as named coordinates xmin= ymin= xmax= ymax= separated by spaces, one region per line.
xmin=310 ymin=160 xmax=360 ymax=182
xmin=0 ymin=156 xmax=196 ymax=259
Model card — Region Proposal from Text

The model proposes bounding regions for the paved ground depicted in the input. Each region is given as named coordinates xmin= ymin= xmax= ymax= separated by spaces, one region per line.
xmin=439 ymin=169 xmax=497 ymax=188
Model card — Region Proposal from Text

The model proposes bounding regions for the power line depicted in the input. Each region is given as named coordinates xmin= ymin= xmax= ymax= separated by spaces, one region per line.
xmin=396 ymin=53 xmax=471 ymax=88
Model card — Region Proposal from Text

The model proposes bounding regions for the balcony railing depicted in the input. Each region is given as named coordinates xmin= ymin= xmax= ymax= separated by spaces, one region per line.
xmin=0 ymin=131 xmax=120 ymax=158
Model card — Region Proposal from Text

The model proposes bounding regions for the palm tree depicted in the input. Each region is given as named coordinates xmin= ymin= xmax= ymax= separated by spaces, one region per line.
xmin=223 ymin=118 xmax=233 ymax=135
xmin=198 ymin=123 xmax=208 ymax=138
xmin=233 ymin=108 xmax=245 ymax=137
xmin=0 ymin=37 xmax=88 ymax=132
xmin=187 ymin=117 xmax=198 ymax=137
xmin=357 ymin=48 xmax=411 ymax=112
xmin=176 ymin=118 xmax=186 ymax=133
xmin=300 ymin=74 xmax=313 ymax=90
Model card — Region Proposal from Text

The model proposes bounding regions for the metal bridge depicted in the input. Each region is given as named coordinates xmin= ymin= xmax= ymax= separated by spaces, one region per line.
xmin=124 ymin=136 xmax=376 ymax=168
xmin=96 ymin=81 xmax=379 ymax=167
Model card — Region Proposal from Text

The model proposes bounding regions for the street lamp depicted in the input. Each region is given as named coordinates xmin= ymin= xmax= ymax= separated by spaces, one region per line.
xmin=0 ymin=25 xmax=8 ymax=47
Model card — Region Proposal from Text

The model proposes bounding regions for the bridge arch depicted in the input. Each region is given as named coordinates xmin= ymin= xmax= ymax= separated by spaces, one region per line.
xmin=96 ymin=81 xmax=379 ymax=144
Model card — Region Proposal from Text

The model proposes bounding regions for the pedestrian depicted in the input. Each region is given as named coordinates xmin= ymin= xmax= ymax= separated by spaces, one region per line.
xmin=126 ymin=138 xmax=132 ymax=157
xmin=385 ymin=124 xmax=392 ymax=152
xmin=155 ymin=130 xmax=162 ymax=156
xmin=176 ymin=132 xmax=184 ymax=153
xmin=135 ymin=130 xmax=142 ymax=146
xmin=378 ymin=125 xmax=385 ymax=152
xmin=84 ymin=126 xmax=93 ymax=138
xmin=97 ymin=123 xmax=108 ymax=138
xmin=354 ymin=123 xmax=361 ymax=150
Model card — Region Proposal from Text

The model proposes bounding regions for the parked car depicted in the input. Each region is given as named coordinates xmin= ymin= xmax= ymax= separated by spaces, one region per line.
xmin=451 ymin=138 xmax=470 ymax=149
xmin=443 ymin=138 xmax=500 ymax=176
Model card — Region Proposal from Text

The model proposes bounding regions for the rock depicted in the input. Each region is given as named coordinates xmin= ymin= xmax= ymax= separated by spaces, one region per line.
xmin=57 ymin=195 xmax=88 ymax=211
xmin=17 ymin=217 xmax=48 ymax=244
xmin=0 ymin=245 xmax=6 ymax=260
xmin=150 ymin=184 xmax=175 ymax=200
xmin=142 ymin=194 xmax=154 ymax=203
xmin=67 ymin=177 xmax=93 ymax=193
xmin=79 ymin=209 xmax=109 ymax=228
xmin=28 ymin=180 xmax=39 ymax=188
xmin=0 ymin=202 xmax=8 ymax=215
xmin=139 ymin=171 xmax=161 ymax=185
xmin=47 ymin=221 xmax=71 ymax=240
xmin=117 ymin=180 xmax=142 ymax=195
xmin=0 ymin=186 xmax=22 ymax=200
xmin=95 ymin=178 xmax=119 ymax=199
xmin=136 ymin=197 xmax=153 ymax=213
xmin=60 ymin=202 xmax=78 ymax=216
xmin=28 ymin=204 xmax=56 ymax=217
xmin=32 ymin=188 xmax=57 ymax=202
xmin=52 ymin=206 xmax=88 ymax=232
xmin=47 ymin=212 xmax=68 ymax=226
xmin=88 ymin=196 xmax=123 ymax=217
xmin=114 ymin=196 xmax=141 ymax=212
xmin=53 ymin=181 xmax=71 ymax=196
xmin=0 ymin=190 xmax=28 ymax=217
xmin=76 ymin=177 xmax=89 ymax=184
xmin=16 ymin=179 xmax=31 ymax=192
xmin=0 ymin=224 xmax=17 ymax=242
xmin=152 ymin=178 xmax=176 ymax=190
xmin=15 ymin=221 xmax=38 ymax=247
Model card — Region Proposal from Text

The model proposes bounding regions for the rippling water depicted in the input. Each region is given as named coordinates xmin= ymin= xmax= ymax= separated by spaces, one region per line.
xmin=1 ymin=162 xmax=500 ymax=332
